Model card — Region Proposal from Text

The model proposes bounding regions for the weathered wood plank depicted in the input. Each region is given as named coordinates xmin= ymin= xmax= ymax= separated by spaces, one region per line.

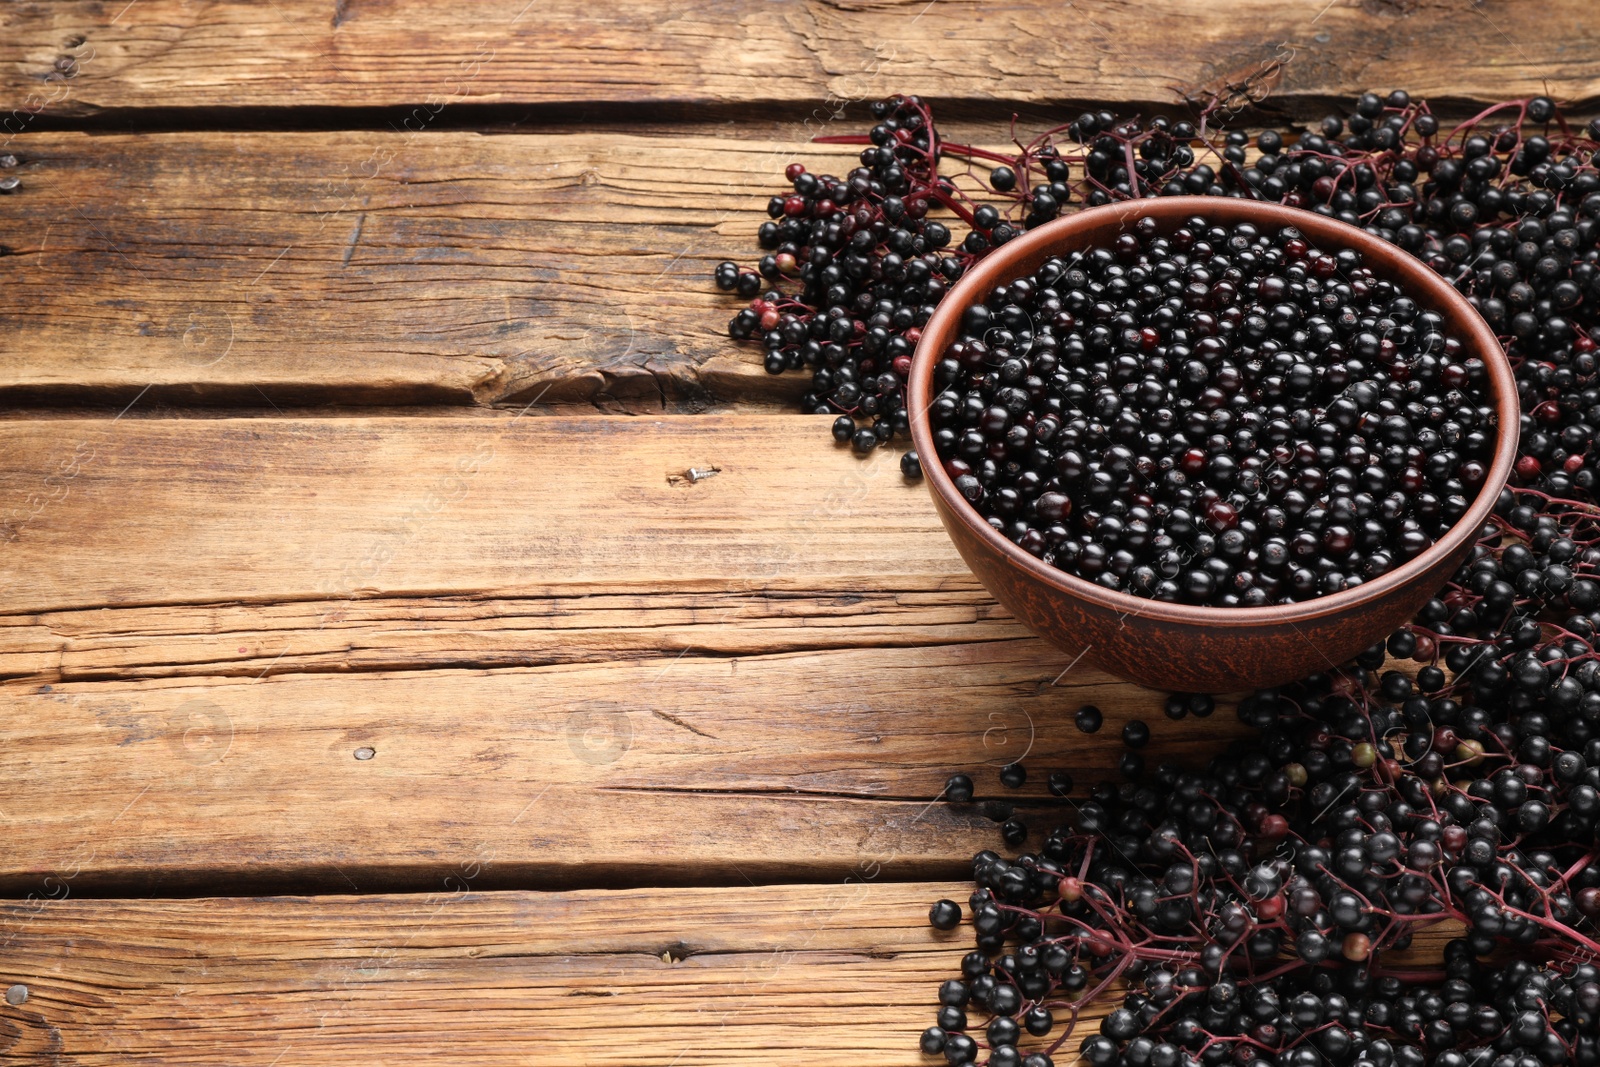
xmin=0 ymin=414 xmax=952 ymax=613
xmin=0 ymin=636 xmax=1247 ymax=892
xmin=0 ymin=882 xmax=1457 ymax=1065
xmin=0 ymin=132 xmax=855 ymax=408
xmin=3 ymin=882 xmax=976 ymax=1065
xmin=0 ymin=414 xmax=1267 ymax=890
xmin=1 ymin=589 xmax=1026 ymax=682
xmin=4 ymin=0 xmax=1597 ymax=119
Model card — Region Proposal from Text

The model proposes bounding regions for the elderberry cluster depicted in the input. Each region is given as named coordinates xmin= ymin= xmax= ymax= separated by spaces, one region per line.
xmin=927 ymin=218 xmax=1490 ymax=605
xmin=922 ymin=651 xmax=1600 ymax=1067
xmin=716 ymin=96 xmax=967 ymax=465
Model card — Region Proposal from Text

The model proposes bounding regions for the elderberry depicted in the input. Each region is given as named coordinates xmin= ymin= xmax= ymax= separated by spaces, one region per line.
xmin=946 ymin=773 xmax=975 ymax=803
xmin=928 ymin=899 xmax=962 ymax=930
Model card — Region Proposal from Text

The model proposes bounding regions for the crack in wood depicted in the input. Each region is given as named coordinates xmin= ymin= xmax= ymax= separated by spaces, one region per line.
xmin=340 ymin=211 xmax=366 ymax=267
xmin=648 ymin=709 xmax=720 ymax=740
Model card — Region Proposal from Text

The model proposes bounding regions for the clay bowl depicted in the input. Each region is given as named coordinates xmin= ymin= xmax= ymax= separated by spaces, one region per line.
xmin=907 ymin=196 xmax=1518 ymax=692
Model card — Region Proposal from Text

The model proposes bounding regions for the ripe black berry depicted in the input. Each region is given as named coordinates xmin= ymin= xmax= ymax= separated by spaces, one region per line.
xmin=945 ymin=773 xmax=974 ymax=803
xmin=1121 ymin=719 xmax=1150 ymax=748
xmin=944 ymin=1032 xmax=976 ymax=1063
xmin=1075 ymin=704 xmax=1103 ymax=733
xmin=928 ymin=898 xmax=962 ymax=930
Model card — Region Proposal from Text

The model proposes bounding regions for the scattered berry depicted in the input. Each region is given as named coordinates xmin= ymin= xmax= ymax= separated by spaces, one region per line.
xmin=944 ymin=773 xmax=974 ymax=803
xmin=1075 ymin=704 xmax=1104 ymax=733
xmin=927 ymin=898 xmax=962 ymax=931
xmin=1121 ymin=719 xmax=1150 ymax=749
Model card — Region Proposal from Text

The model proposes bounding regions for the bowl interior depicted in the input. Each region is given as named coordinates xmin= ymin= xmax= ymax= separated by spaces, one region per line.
xmin=907 ymin=196 xmax=1520 ymax=629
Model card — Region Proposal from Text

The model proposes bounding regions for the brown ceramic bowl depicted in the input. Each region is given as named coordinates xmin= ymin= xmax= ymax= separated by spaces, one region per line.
xmin=908 ymin=197 xmax=1518 ymax=692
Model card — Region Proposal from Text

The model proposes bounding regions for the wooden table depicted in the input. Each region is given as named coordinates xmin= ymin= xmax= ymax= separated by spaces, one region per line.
xmin=0 ymin=3 xmax=1592 ymax=1062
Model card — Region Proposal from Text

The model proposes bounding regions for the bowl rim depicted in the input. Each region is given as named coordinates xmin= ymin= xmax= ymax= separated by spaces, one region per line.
xmin=907 ymin=196 xmax=1520 ymax=630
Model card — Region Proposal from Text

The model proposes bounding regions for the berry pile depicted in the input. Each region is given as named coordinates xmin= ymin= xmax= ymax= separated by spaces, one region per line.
xmin=924 ymin=658 xmax=1600 ymax=1067
xmin=927 ymin=219 xmax=1490 ymax=604
xmin=711 ymin=88 xmax=1600 ymax=1067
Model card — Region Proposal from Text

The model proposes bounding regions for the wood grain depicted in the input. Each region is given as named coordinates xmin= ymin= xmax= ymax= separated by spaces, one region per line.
xmin=0 ymin=413 xmax=957 ymax=613
xmin=0 ymin=414 xmax=1265 ymax=890
xmin=1 ymin=635 xmax=1244 ymax=892
xmin=0 ymin=589 xmax=1024 ymax=682
xmin=0 ymin=882 xmax=1458 ymax=1065
xmin=1 ymin=882 xmax=980 ymax=1065
xmin=0 ymin=131 xmax=862 ymax=408
xmin=4 ymin=0 xmax=1598 ymax=119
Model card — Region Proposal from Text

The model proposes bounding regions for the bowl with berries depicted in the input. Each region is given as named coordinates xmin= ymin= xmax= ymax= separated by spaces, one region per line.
xmin=908 ymin=196 xmax=1519 ymax=690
